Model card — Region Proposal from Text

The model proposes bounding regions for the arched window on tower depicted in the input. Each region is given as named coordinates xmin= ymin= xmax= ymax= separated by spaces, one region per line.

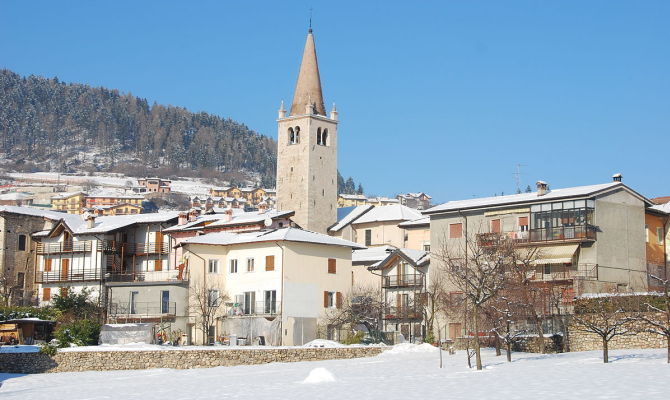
xmin=322 ymin=129 xmax=328 ymax=146
xmin=316 ymin=127 xmax=322 ymax=145
xmin=288 ymin=127 xmax=295 ymax=145
xmin=294 ymin=126 xmax=300 ymax=143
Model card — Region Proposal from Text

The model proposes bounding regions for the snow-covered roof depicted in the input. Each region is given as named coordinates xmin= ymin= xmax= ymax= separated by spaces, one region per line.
xmin=424 ymin=182 xmax=652 ymax=214
xmin=649 ymin=202 xmax=670 ymax=215
xmin=369 ymin=248 xmax=430 ymax=270
xmin=339 ymin=194 xmax=367 ymax=200
xmin=397 ymin=192 xmax=432 ymax=200
xmin=70 ymin=212 xmax=180 ymax=234
xmin=164 ymin=209 xmax=292 ymax=232
xmin=352 ymin=245 xmax=396 ymax=264
xmin=353 ymin=205 xmax=422 ymax=224
xmin=398 ymin=216 xmax=430 ymax=228
xmin=0 ymin=206 xmax=84 ymax=228
xmin=51 ymin=191 xmax=86 ymax=199
xmin=328 ymin=205 xmax=374 ymax=232
xmin=0 ymin=192 xmax=34 ymax=200
xmin=181 ymin=227 xmax=365 ymax=249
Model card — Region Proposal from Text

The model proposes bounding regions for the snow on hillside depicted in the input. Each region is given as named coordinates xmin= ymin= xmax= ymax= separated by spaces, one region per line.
xmin=1 ymin=347 xmax=668 ymax=399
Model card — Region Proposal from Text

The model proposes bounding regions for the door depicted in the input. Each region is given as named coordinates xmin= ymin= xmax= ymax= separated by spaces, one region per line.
xmin=130 ymin=291 xmax=139 ymax=314
xmin=61 ymin=259 xmax=69 ymax=281
xmin=161 ymin=290 xmax=170 ymax=314
xmin=155 ymin=231 xmax=164 ymax=253
xmin=264 ymin=290 xmax=276 ymax=314
xmin=449 ymin=323 xmax=462 ymax=340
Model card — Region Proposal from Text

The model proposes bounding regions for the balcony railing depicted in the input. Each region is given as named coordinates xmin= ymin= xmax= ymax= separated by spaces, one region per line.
xmin=35 ymin=269 xmax=102 ymax=283
xmin=228 ymin=301 xmax=281 ymax=317
xmin=382 ymin=274 xmax=424 ymax=288
xmin=477 ymin=225 xmax=597 ymax=247
xmin=109 ymin=301 xmax=177 ymax=317
xmin=36 ymin=241 xmax=93 ymax=254
xmin=383 ymin=306 xmax=423 ymax=321
xmin=36 ymin=241 xmax=169 ymax=255
xmin=122 ymin=242 xmax=168 ymax=255
xmin=106 ymin=270 xmax=188 ymax=283
xmin=527 ymin=263 xmax=598 ymax=282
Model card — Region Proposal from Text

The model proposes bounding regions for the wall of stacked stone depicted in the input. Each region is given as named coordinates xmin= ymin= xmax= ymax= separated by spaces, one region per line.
xmin=0 ymin=346 xmax=386 ymax=374
xmin=451 ymin=335 xmax=562 ymax=353
xmin=568 ymin=312 xmax=667 ymax=352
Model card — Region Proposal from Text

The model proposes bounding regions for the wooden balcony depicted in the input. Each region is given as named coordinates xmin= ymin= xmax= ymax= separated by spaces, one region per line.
xmin=35 ymin=270 xmax=102 ymax=283
xmin=36 ymin=241 xmax=94 ymax=254
xmin=382 ymin=274 xmax=424 ymax=289
xmin=383 ymin=306 xmax=423 ymax=321
xmin=477 ymin=225 xmax=597 ymax=247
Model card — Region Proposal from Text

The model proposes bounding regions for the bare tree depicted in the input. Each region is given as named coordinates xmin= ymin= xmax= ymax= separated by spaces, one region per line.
xmin=487 ymin=289 xmax=527 ymax=362
xmin=571 ymin=295 xmax=637 ymax=363
xmin=190 ymin=282 xmax=229 ymax=345
xmin=324 ymin=285 xmax=385 ymax=343
xmin=436 ymin=231 xmax=514 ymax=370
xmin=421 ymin=270 xmax=447 ymax=343
xmin=638 ymin=273 xmax=670 ymax=363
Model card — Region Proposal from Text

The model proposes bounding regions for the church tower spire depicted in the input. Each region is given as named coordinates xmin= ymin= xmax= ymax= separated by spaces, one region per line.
xmin=276 ymin=28 xmax=338 ymax=234
xmin=290 ymin=29 xmax=326 ymax=116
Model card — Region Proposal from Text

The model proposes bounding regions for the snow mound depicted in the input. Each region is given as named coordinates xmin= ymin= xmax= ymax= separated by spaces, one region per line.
xmin=302 ymin=339 xmax=346 ymax=348
xmin=384 ymin=343 xmax=438 ymax=355
xmin=302 ymin=367 xmax=336 ymax=384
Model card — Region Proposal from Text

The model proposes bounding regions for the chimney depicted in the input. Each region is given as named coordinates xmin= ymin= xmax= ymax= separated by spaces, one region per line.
xmin=224 ymin=207 xmax=233 ymax=222
xmin=536 ymin=181 xmax=549 ymax=196
xmin=612 ymin=173 xmax=622 ymax=182
xmin=188 ymin=209 xmax=198 ymax=222
xmin=178 ymin=211 xmax=188 ymax=225
xmin=258 ymin=202 xmax=268 ymax=213
xmin=86 ymin=214 xmax=96 ymax=229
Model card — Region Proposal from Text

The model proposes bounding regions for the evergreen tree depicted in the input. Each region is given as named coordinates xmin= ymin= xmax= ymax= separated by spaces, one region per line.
xmin=357 ymin=183 xmax=364 ymax=195
xmin=345 ymin=177 xmax=356 ymax=194
xmin=525 ymin=185 xmax=532 ymax=193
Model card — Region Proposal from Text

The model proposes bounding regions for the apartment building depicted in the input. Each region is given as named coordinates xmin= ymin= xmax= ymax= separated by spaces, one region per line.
xmin=178 ymin=228 xmax=363 ymax=345
xmin=329 ymin=204 xmax=421 ymax=248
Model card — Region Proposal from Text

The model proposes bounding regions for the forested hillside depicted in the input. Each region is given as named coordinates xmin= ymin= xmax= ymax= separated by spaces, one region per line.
xmin=0 ymin=69 xmax=276 ymax=185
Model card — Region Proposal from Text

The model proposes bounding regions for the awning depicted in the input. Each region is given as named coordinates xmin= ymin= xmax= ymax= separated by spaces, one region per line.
xmin=531 ymin=244 xmax=579 ymax=265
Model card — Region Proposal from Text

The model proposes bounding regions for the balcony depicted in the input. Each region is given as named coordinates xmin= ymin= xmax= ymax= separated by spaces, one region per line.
xmin=109 ymin=301 xmax=177 ymax=317
xmin=382 ymin=274 xmax=424 ymax=289
xmin=35 ymin=269 xmax=101 ymax=283
xmin=105 ymin=270 xmax=189 ymax=283
xmin=228 ymin=301 xmax=281 ymax=317
xmin=383 ymin=306 xmax=423 ymax=321
xmin=477 ymin=225 xmax=597 ymax=247
xmin=36 ymin=241 xmax=94 ymax=254
xmin=527 ymin=263 xmax=598 ymax=282
xmin=122 ymin=242 xmax=169 ymax=256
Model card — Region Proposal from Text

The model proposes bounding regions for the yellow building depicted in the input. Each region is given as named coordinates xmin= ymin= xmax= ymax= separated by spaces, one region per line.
xmin=50 ymin=192 xmax=87 ymax=214
xmin=337 ymin=194 xmax=367 ymax=208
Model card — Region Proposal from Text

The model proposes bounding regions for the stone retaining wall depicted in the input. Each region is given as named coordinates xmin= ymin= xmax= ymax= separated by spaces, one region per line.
xmin=0 ymin=346 xmax=386 ymax=374
xmin=568 ymin=312 xmax=667 ymax=352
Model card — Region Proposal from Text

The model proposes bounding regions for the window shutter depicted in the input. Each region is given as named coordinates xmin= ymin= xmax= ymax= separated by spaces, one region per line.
xmin=328 ymin=258 xmax=336 ymax=274
xmin=154 ymin=259 xmax=162 ymax=272
xmin=323 ymin=291 xmax=329 ymax=308
xmin=43 ymin=287 xmax=51 ymax=301
xmin=449 ymin=223 xmax=463 ymax=238
xmin=44 ymin=258 xmax=52 ymax=272
xmin=265 ymin=255 xmax=275 ymax=271
xmin=60 ymin=287 xmax=68 ymax=298
xmin=336 ymin=292 xmax=343 ymax=309
xmin=491 ymin=219 xmax=501 ymax=233
xmin=518 ymin=216 xmax=529 ymax=226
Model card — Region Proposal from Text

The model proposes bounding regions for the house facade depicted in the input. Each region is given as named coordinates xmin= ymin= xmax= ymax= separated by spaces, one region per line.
xmin=138 ymin=178 xmax=172 ymax=193
xmin=51 ymin=192 xmax=87 ymax=214
xmin=179 ymin=228 xmax=362 ymax=345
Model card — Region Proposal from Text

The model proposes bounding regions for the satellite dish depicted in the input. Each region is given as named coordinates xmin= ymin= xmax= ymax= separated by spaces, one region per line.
xmin=264 ymin=217 xmax=272 ymax=227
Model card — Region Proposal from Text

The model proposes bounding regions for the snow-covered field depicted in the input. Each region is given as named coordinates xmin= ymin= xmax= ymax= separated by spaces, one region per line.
xmin=1 ymin=346 xmax=668 ymax=399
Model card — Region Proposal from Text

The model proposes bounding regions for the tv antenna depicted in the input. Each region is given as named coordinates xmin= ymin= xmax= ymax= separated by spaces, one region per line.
xmin=513 ymin=163 xmax=526 ymax=193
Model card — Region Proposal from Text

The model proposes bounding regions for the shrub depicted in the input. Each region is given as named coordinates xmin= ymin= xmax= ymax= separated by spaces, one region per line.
xmin=54 ymin=319 xmax=101 ymax=347
xmin=341 ymin=330 xmax=365 ymax=345
xmin=39 ymin=342 xmax=58 ymax=356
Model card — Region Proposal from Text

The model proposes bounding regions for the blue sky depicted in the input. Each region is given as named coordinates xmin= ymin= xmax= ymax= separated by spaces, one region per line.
xmin=1 ymin=1 xmax=668 ymax=203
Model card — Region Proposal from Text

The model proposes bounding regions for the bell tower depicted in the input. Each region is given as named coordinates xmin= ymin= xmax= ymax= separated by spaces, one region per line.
xmin=276 ymin=28 xmax=338 ymax=234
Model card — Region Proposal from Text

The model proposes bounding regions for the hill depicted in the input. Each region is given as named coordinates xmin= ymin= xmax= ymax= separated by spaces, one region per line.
xmin=0 ymin=69 xmax=276 ymax=186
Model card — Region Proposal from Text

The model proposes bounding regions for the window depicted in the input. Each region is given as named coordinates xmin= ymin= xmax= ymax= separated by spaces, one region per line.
xmin=328 ymin=258 xmax=336 ymax=274
xmin=161 ymin=290 xmax=170 ymax=314
xmin=317 ymin=127 xmax=322 ymax=145
xmin=16 ymin=272 xmax=25 ymax=288
xmin=491 ymin=219 xmax=501 ymax=233
xmin=247 ymin=258 xmax=255 ymax=272
xmin=130 ymin=291 xmax=139 ymax=314
xmin=243 ymin=291 xmax=255 ymax=314
xmin=18 ymin=234 xmax=26 ymax=251
xmin=657 ymin=227 xmax=664 ymax=244
xmin=645 ymin=224 xmax=650 ymax=243
xmin=518 ymin=216 xmax=529 ymax=232
xmin=323 ymin=291 xmax=341 ymax=308
xmin=264 ymin=290 xmax=277 ymax=314
xmin=449 ymin=223 xmax=463 ymax=239
xmin=42 ymin=287 xmax=51 ymax=301
xmin=208 ymin=290 xmax=220 ymax=307
xmin=423 ymin=243 xmax=431 ymax=252
xmin=365 ymin=229 xmax=372 ymax=246
xmin=265 ymin=255 xmax=275 ymax=271
xmin=229 ymin=259 xmax=238 ymax=273
xmin=322 ymin=129 xmax=328 ymax=145
xmin=208 ymin=259 xmax=219 ymax=274
xmin=544 ymin=265 xmax=551 ymax=275
xmin=288 ymin=127 xmax=296 ymax=144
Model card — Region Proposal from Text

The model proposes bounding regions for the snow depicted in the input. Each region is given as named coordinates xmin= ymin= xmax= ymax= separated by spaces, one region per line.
xmin=301 ymin=367 xmax=336 ymax=384
xmin=382 ymin=343 xmax=438 ymax=354
xmin=397 ymin=216 xmax=430 ymax=228
xmin=424 ymin=181 xmax=651 ymax=214
xmin=181 ymin=227 xmax=365 ymax=250
xmin=1 ymin=348 xmax=668 ymax=399
xmin=302 ymin=339 xmax=346 ymax=348
xmin=353 ymin=204 xmax=422 ymax=224
xmin=328 ymin=205 xmax=373 ymax=232
xmin=352 ymin=245 xmax=395 ymax=264
xmin=0 ymin=345 xmax=39 ymax=353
